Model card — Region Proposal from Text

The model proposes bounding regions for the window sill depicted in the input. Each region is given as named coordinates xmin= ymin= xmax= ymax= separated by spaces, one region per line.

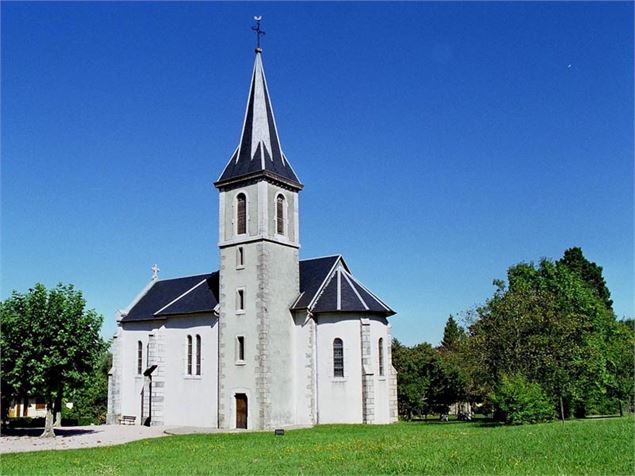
xmin=235 ymin=361 xmax=246 ymax=366
xmin=236 ymin=310 xmax=246 ymax=315
xmin=236 ymin=266 xmax=245 ymax=270
xmin=184 ymin=375 xmax=202 ymax=380
xmin=332 ymin=377 xmax=347 ymax=382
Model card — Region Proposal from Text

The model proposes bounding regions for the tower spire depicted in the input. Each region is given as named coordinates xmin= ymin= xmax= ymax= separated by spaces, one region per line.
xmin=215 ymin=24 xmax=302 ymax=190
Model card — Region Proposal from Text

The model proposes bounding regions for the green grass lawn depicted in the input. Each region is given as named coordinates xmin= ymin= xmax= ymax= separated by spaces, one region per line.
xmin=2 ymin=417 xmax=633 ymax=475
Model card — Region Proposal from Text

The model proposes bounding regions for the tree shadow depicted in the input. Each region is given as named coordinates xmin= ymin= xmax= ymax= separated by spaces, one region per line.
xmin=407 ymin=417 xmax=503 ymax=427
xmin=1 ymin=428 xmax=97 ymax=437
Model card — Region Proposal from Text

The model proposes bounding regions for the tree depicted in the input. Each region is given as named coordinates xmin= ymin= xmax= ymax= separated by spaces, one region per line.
xmin=64 ymin=350 xmax=112 ymax=425
xmin=0 ymin=283 xmax=106 ymax=437
xmin=489 ymin=373 xmax=554 ymax=424
xmin=392 ymin=339 xmax=439 ymax=419
xmin=605 ymin=319 xmax=635 ymax=416
xmin=466 ymin=257 xmax=616 ymax=421
xmin=440 ymin=315 xmax=466 ymax=352
xmin=558 ymin=247 xmax=613 ymax=310
xmin=430 ymin=355 xmax=467 ymax=412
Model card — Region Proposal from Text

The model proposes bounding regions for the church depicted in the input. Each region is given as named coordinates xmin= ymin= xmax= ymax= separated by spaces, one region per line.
xmin=107 ymin=37 xmax=398 ymax=430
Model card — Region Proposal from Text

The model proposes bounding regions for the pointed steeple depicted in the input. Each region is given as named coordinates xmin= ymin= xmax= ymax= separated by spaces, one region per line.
xmin=215 ymin=51 xmax=302 ymax=190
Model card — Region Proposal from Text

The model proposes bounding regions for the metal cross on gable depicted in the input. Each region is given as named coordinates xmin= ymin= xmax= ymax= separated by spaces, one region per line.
xmin=252 ymin=16 xmax=266 ymax=51
xmin=151 ymin=264 xmax=160 ymax=280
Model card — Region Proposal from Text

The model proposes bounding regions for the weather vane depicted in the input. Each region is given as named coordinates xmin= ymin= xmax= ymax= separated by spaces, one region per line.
xmin=252 ymin=16 xmax=265 ymax=51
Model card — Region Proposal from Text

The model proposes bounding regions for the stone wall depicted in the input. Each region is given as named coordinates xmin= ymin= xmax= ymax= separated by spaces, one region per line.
xmin=106 ymin=331 xmax=121 ymax=424
xmin=360 ymin=318 xmax=375 ymax=424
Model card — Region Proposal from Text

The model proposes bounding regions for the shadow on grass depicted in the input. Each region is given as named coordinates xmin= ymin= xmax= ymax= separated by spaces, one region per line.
xmin=406 ymin=416 xmax=501 ymax=427
xmin=0 ymin=427 xmax=97 ymax=437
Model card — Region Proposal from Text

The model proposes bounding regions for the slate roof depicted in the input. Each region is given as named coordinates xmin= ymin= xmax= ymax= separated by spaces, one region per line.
xmin=215 ymin=51 xmax=302 ymax=190
xmin=293 ymin=256 xmax=395 ymax=315
xmin=121 ymin=256 xmax=393 ymax=323
xmin=293 ymin=256 xmax=341 ymax=310
xmin=121 ymin=273 xmax=219 ymax=322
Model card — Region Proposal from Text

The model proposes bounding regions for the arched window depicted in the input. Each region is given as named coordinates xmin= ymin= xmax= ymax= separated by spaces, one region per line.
xmin=378 ymin=338 xmax=384 ymax=377
xmin=333 ymin=338 xmax=344 ymax=377
xmin=236 ymin=193 xmax=246 ymax=235
xmin=137 ymin=341 xmax=143 ymax=375
xmin=276 ymin=194 xmax=285 ymax=235
xmin=196 ymin=335 xmax=201 ymax=376
xmin=187 ymin=335 xmax=193 ymax=375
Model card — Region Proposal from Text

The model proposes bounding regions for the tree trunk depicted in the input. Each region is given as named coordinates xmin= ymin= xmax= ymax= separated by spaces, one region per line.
xmin=619 ymin=400 xmax=623 ymax=417
xmin=53 ymin=392 xmax=62 ymax=427
xmin=41 ymin=403 xmax=56 ymax=438
xmin=559 ymin=396 xmax=565 ymax=423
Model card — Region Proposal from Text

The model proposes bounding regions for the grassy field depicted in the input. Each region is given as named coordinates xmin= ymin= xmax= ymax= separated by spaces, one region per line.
xmin=1 ymin=417 xmax=633 ymax=475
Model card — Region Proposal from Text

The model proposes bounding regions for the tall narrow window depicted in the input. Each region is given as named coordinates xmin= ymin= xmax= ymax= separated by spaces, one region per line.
xmin=196 ymin=335 xmax=201 ymax=376
xmin=137 ymin=341 xmax=143 ymax=375
xmin=378 ymin=338 xmax=385 ymax=377
xmin=276 ymin=195 xmax=285 ymax=235
xmin=237 ymin=289 xmax=245 ymax=312
xmin=333 ymin=338 xmax=344 ymax=377
xmin=237 ymin=336 xmax=245 ymax=362
xmin=237 ymin=246 xmax=245 ymax=268
xmin=187 ymin=335 xmax=193 ymax=375
xmin=236 ymin=193 xmax=246 ymax=235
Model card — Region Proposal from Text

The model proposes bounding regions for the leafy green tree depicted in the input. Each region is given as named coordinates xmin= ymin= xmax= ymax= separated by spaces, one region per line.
xmin=64 ymin=351 xmax=112 ymax=425
xmin=392 ymin=339 xmax=439 ymax=419
xmin=430 ymin=355 xmax=467 ymax=412
xmin=605 ymin=319 xmax=635 ymax=416
xmin=467 ymin=258 xmax=616 ymax=421
xmin=0 ymin=284 xmax=107 ymax=437
xmin=489 ymin=373 xmax=555 ymax=424
xmin=558 ymin=247 xmax=613 ymax=310
xmin=440 ymin=315 xmax=466 ymax=352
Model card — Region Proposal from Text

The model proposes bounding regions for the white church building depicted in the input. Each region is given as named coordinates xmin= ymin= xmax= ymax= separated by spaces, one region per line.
xmin=107 ymin=42 xmax=398 ymax=430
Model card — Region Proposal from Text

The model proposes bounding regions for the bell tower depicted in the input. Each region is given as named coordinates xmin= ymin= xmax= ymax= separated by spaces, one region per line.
xmin=214 ymin=37 xmax=303 ymax=429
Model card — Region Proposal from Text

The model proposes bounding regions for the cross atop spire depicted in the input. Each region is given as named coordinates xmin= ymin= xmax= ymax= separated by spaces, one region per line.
xmin=252 ymin=16 xmax=265 ymax=52
xmin=215 ymin=40 xmax=302 ymax=190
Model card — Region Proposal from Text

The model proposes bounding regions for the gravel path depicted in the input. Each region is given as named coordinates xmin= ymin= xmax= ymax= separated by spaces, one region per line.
xmin=0 ymin=425 xmax=168 ymax=454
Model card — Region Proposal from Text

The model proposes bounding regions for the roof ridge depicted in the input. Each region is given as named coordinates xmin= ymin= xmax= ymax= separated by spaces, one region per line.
xmin=156 ymin=271 xmax=217 ymax=283
xmin=306 ymin=256 xmax=342 ymax=311
xmin=346 ymin=272 xmax=393 ymax=313
xmin=300 ymin=254 xmax=342 ymax=262
xmin=154 ymin=278 xmax=208 ymax=315
xmin=341 ymin=270 xmax=369 ymax=311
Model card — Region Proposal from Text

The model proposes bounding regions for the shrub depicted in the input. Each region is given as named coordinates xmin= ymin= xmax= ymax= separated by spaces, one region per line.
xmin=490 ymin=373 xmax=555 ymax=424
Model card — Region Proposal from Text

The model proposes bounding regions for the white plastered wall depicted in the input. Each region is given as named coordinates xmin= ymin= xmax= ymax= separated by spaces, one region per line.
xmin=161 ymin=314 xmax=218 ymax=427
xmin=117 ymin=320 xmax=159 ymax=420
xmin=315 ymin=314 xmax=363 ymax=424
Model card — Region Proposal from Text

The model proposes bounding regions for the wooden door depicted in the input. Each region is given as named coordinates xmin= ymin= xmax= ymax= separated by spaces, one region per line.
xmin=235 ymin=394 xmax=248 ymax=429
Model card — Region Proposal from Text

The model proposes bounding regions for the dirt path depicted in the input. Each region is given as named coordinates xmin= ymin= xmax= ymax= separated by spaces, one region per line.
xmin=0 ymin=425 xmax=168 ymax=454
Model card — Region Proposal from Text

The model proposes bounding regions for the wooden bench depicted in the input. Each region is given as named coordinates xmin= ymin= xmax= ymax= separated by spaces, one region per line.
xmin=119 ymin=415 xmax=136 ymax=425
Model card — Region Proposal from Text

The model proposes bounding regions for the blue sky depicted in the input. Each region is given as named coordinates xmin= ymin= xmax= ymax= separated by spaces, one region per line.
xmin=2 ymin=2 xmax=633 ymax=346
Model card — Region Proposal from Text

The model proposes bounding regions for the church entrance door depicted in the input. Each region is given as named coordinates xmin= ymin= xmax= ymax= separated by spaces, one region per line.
xmin=235 ymin=394 xmax=248 ymax=429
